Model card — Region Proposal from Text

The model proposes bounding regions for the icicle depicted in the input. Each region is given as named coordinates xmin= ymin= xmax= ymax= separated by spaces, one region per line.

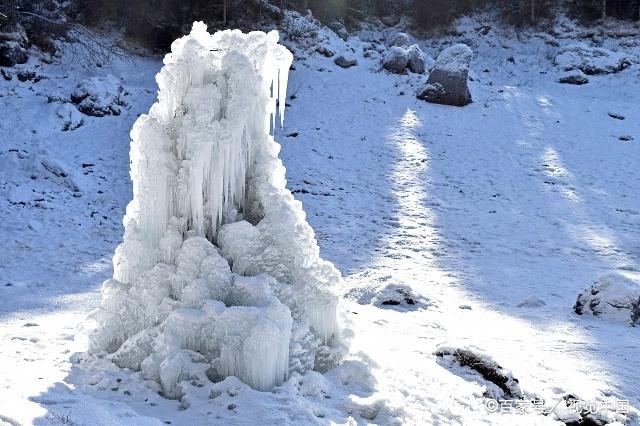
xmin=90 ymin=24 xmax=342 ymax=398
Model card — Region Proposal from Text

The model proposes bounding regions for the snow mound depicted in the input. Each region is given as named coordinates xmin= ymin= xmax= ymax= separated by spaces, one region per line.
xmin=555 ymin=43 xmax=633 ymax=75
xmin=70 ymin=75 xmax=127 ymax=117
xmin=87 ymin=23 xmax=343 ymax=397
xmin=56 ymin=103 xmax=84 ymax=131
xmin=344 ymin=280 xmax=427 ymax=311
xmin=574 ymin=273 xmax=640 ymax=326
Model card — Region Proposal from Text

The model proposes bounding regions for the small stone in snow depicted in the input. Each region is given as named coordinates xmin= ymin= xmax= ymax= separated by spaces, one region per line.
xmin=608 ymin=112 xmax=625 ymax=120
xmin=334 ymin=56 xmax=357 ymax=68
xmin=459 ymin=305 xmax=472 ymax=310
xmin=23 ymin=322 xmax=39 ymax=327
xmin=619 ymin=135 xmax=634 ymax=141
xmin=516 ymin=297 xmax=546 ymax=308
xmin=558 ymin=72 xmax=589 ymax=85
xmin=227 ymin=403 xmax=237 ymax=410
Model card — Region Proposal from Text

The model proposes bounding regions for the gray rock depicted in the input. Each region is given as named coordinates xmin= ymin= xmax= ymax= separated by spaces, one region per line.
xmin=334 ymin=55 xmax=357 ymax=68
xmin=0 ymin=41 xmax=28 ymax=67
xmin=558 ymin=71 xmax=589 ymax=85
xmin=381 ymin=15 xmax=401 ymax=27
xmin=382 ymin=46 xmax=408 ymax=74
xmin=406 ymin=44 xmax=426 ymax=74
xmin=419 ymin=44 xmax=473 ymax=107
xmin=416 ymin=82 xmax=445 ymax=102
xmin=388 ymin=32 xmax=410 ymax=48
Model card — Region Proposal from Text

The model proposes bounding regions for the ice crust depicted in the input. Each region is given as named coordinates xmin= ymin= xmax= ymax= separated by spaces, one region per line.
xmin=88 ymin=23 xmax=342 ymax=396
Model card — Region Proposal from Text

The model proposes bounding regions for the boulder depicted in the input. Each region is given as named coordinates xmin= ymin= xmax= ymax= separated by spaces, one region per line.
xmin=388 ymin=32 xmax=410 ymax=48
xmin=0 ymin=41 xmax=28 ymax=67
xmin=574 ymin=273 xmax=640 ymax=326
xmin=418 ymin=43 xmax=473 ymax=107
xmin=558 ymin=70 xmax=589 ymax=85
xmin=406 ymin=44 xmax=426 ymax=74
xmin=56 ymin=103 xmax=85 ymax=131
xmin=382 ymin=46 xmax=408 ymax=74
xmin=381 ymin=15 xmax=401 ymax=27
xmin=334 ymin=55 xmax=357 ymax=68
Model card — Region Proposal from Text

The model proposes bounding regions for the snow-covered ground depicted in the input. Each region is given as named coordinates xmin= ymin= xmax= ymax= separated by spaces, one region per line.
xmin=1 ymin=15 xmax=639 ymax=425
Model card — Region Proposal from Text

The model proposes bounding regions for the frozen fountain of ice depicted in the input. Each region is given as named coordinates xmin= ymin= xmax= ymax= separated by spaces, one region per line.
xmin=87 ymin=23 xmax=343 ymax=396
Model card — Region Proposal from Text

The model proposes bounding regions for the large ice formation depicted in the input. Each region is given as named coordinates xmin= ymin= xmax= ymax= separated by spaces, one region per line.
xmin=87 ymin=23 xmax=342 ymax=396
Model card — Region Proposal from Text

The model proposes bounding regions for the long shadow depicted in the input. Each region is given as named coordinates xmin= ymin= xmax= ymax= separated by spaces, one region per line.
xmin=276 ymin=64 xmax=419 ymax=279
xmin=410 ymin=80 xmax=640 ymax=407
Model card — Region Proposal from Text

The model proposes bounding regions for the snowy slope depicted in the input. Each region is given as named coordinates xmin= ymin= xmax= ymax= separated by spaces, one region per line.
xmin=1 ymin=15 xmax=639 ymax=426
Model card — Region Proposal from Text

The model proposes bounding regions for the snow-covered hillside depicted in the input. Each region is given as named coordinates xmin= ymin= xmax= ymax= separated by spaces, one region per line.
xmin=1 ymin=13 xmax=639 ymax=426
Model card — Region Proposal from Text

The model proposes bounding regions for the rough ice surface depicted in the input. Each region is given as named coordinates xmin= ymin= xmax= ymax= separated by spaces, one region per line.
xmin=87 ymin=23 xmax=342 ymax=396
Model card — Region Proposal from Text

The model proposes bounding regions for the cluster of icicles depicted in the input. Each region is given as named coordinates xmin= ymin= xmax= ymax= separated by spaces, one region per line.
xmin=87 ymin=23 xmax=342 ymax=397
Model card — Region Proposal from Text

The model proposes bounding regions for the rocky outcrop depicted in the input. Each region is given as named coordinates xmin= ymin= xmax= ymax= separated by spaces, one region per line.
xmin=0 ymin=41 xmax=28 ymax=67
xmin=555 ymin=43 xmax=632 ymax=75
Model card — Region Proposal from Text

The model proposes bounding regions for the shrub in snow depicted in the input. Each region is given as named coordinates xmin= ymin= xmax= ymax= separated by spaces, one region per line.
xmin=70 ymin=75 xmax=127 ymax=117
xmin=281 ymin=10 xmax=319 ymax=40
xmin=382 ymin=46 xmax=409 ymax=74
xmin=87 ymin=23 xmax=343 ymax=398
xmin=574 ymin=273 xmax=640 ymax=326
xmin=418 ymin=43 xmax=473 ymax=107
xmin=555 ymin=43 xmax=632 ymax=75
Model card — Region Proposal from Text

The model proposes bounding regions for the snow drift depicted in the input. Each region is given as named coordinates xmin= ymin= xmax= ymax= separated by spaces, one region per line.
xmin=87 ymin=23 xmax=343 ymax=396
